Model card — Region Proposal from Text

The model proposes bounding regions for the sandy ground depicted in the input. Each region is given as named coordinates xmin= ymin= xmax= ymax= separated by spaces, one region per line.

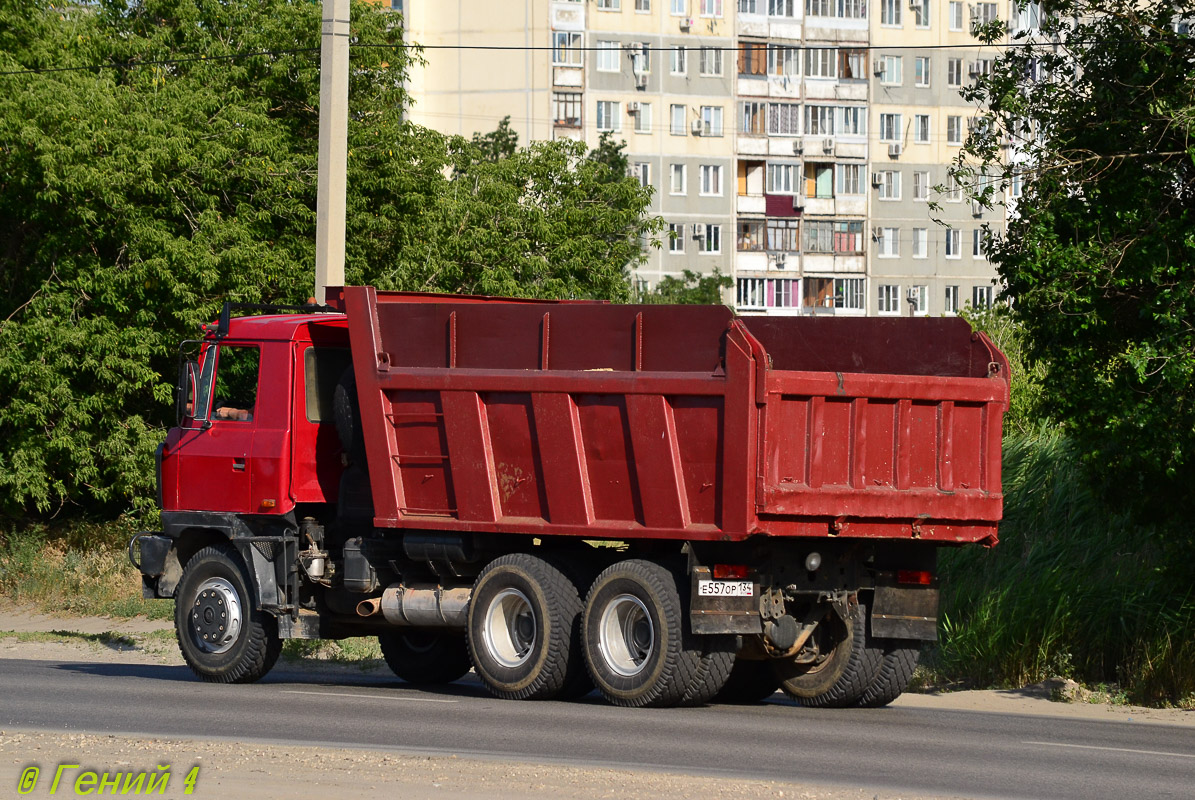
xmin=1 ymin=606 xmax=1192 ymax=799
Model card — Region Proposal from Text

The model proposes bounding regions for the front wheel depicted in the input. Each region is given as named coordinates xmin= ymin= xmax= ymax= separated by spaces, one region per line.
xmin=174 ymin=544 xmax=281 ymax=683
xmin=379 ymin=630 xmax=472 ymax=685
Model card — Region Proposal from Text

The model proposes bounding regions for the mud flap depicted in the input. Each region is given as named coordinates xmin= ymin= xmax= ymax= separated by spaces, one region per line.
xmin=871 ymin=584 xmax=939 ymax=640
xmin=689 ymin=566 xmax=763 ymax=635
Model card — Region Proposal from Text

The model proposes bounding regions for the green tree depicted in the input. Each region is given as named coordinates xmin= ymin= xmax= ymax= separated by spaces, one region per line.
xmin=958 ymin=1 xmax=1195 ymax=521
xmin=0 ymin=0 xmax=659 ymax=518
xmin=638 ymin=269 xmax=732 ymax=305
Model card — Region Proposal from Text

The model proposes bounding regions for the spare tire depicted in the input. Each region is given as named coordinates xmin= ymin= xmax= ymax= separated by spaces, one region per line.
xmin=333 ymin=367 xmax=365 ymax=461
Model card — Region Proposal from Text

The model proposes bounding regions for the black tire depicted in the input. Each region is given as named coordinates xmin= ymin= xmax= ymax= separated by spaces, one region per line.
xmin=857 ymin=641 xmax=920 ymax=708
xmin=467 ymin=554 xmax=588 ymax=701
xmin=333 ymin=367 xmax=365 ymax=462
xmin=679 ymin=635 xmax=737 ymax=706
xmin=582 ymin=559 xmax=703 ymax=708
xmin=716 ymin=658 xmax=782 ymax=704
xmin=378 ymin=630 xmax=472 ymax=685
xmin=772 ymin=603 xmax=882 ymax=708
xmin=174 ymin=544 xmax=281 ymax=684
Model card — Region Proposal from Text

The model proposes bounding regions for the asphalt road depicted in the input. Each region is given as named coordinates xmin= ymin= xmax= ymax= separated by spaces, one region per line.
xmin=1 ymin=657 xmax=1193 ymax=800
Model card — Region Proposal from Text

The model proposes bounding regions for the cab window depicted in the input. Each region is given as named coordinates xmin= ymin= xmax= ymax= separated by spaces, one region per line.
xmin=212 ymin=345 xmax=260 ymax=422
xmin=304 ymin=347 xmax=352 ymax=422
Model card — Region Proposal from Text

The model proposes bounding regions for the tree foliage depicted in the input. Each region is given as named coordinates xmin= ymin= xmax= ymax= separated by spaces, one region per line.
xmin=0 ymin=0 xmax=658 ymax=518
xmin=959 ymin=1 xmax=1195 ymax=521
xmin=637 ymin=269 xmax=732 ymax=306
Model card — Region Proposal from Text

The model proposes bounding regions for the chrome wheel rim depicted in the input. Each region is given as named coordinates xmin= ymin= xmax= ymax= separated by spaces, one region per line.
xmin=598 ymin=594 xmax=654 ymax=677
xmin=190 ymin=577 xmax=242 ymax=654
xmin=483 ymin=588 xmax=536 ymax=668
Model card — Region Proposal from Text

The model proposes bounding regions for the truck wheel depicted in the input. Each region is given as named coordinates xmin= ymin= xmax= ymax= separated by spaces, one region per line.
xmin=772 ymin=604 xmax=882 ymax=708
xmin=857 ymin=641 xmax=920 ymax=708
xmin=678 ymin=635 xmax=737 ymax=706
xmin=378 ymin=630 xmax=472 ymax=685
xmin=467 ymin=554 xmax=587 ymax=701
xmin=174 ymin=544 xmax=281 ymax=683
xmin=582 ymin=559 xmax=702 ymax=708
xmin=716 ymin=658 xmax=782 ymax=704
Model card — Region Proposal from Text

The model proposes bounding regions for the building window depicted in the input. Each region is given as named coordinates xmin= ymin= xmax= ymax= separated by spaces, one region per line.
xmin=670 ymin=46 xmax=687 ymax=75
xmin=738 ymin=219 xmax=765 ymax=251
xmin=838 ymin=164 xmax=863 ymax=194
xmin=949 ymin=1 xmax=963 ymax=30
xmin=880 ymin=0 xmax=902 ymax=25
xmin=908 ymin=285 xmax=929 ymax=316
xmin=838 ymin=106 xmax=865 ymax=136
xmin=878 ymin=284 xmax=901 ymax=314
xmin=737 ymin=278 xmax=766 ymax=310
xmin=633 ymin=103 xmax=652 ymax=133
xmin=741 ymin=101 xmax=766 ymax=135
xmin=946 ymin=227 xmax=961 ymax=258
xmin=699 ymin=164 xmax=723 ymax=195
xmin=835 ymin=278 xmax=864 ymax=310
xmin=972 ymin=285 xmax=993 ymax=308
xmin=878 ymin=227 xmax=899 ymax=257
xmin=946 ymin=174 xmax=962 ymax=202
xmin=596 ymin=41 xmax=620 ymax=72
xmin=973 ymin=228 xmax=989 ymax=258
xmin=806 ymin=0 xmax=831 ymax=15
xmin=669 ymin=223 xmax=685 ymax=253
xmin=552 ymin=92 xmax=582 ymax=127
xmin=672 ymin=0 xmax=686 ymax=13
xmin=700 ymin=106 xmax=723 ymax=136
xmin=1014 ymin=1 xmax=1042 ymax=32
xmin=877 ymin=170 xmax=901 ymax=200
xmin=670 ymin=163 xmax=686 ymax=194
xmin=700 ymin=0 xmax=724 ymax=16
xmin=739 ymin=41 xmax=767 ymax=76
xmin=912 ymin=228 xmax=928 ymax=258
xmin=766 ymin=219 xmax=799 ymax=251
xmin=914 ymin=114 xmax=930 ymax=143
xmin=947 ymin=115 xmax=963 ymax=145
xmin=947 ymin=58 xmax=963 ymax=87
xmin=803 ymin=220 xmax=865 ymax=254
xmin=915 ymin=57 xmax=931 ymax=87
xmin=912 ymin=171 xmax=929 ymax=200
xmin=739 ymin=0 xmax=760 ymax=12
xmin=944 ymin=285 xmax=959 ymax=314
xmin=552 ymin=32 xmax=583 ymax=66
xmin=840 ymin=49 xmax=867 ymax=80
xmin=670 ymin=104 xmax=686 ymax=135
xmin=880 ymin=55 xmax=902 ymax=85
xmin=769 ymin=278 xmax=797 ymax=308
xmin=769 ymin=0 xmax=796 ymax=15
xmin=700 ymin=224 xmax=722 ymax=254
xmin=879 ymin=113 xmax=901 ymax=142
xmin=805 ymin=105 xmax=834 ymax=136
xmin=805 ymin=48 xmax=836 ymax=79
xmin=636 ymin=0 xmax=651 ymax=11
xmin=596 ymin=101 xmax=621 ymax=132
xmin=632 ymin=162 xmax=650 ymax=188
xmin=699 ymin=47 xmax=723 ymax=76
xmin=597 ymin=0 xmax=621 ymax=9
xmin=972 ymin=2 xmax=998 ymax=32
xmin=768 ymin=45 xmax=800 ymax=77
xmin=766 ymin=162 xmax=799 ymax=194
xmin=806 ymin=162 xmax=834 ymax=198
xmin=913 ymin=0 xmax=930 ymax=27
xmin=768 ymin=103 xmax=801 ymax=136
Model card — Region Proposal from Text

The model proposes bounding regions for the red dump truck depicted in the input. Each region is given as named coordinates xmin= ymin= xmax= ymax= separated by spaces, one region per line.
xmin=133 ymin=287 xmax=1008 ymax=708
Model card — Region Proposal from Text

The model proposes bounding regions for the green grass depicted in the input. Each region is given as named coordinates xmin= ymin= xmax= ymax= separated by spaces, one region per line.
xmin=281 ymin=637 xmax=385 ymax=670
xmin=934 ymin=427 xmax=1195 ymax=707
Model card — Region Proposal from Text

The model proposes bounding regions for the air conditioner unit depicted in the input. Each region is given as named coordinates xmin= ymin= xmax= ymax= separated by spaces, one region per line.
xmin=680 ymin=16 xmax=693 ymax=30
xmin=636 ymin=73 xmax=649 ymax=88
xmin=627 ymin=102 xmax=641 ymax=113
xmin=888 ymin=143 xmax=903 ymax=158
xmin=972 ymin=199 xmax=984 ymax=217
xmin=691 ymin=119 xmax=704 ymax=135
xmin=822 ymin=137 xmax=834 ymax=154
xmin=792 ymin=140 xmax=804 ymax=155
xmin=969 ymin=62 xmax=982 ymax=77
xmin=791 ymin=195 xmax=803 ymax=212
xmin=775 ymin=252 xmax=787 ymax=266
xmin=693 ymin=223 xmax=706 ymax=239
xmin=873 ymin=59 xmax=886 ymax=77
xmin=871 ymin=172 xmax=883 ymax=187
xmin=872 ymin=227 xmax=884 ymax=241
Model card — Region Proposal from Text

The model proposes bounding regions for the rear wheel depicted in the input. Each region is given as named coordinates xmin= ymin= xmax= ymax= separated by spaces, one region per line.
xmin=772 ymin=603 xmax=881 ymax=708
xmin=678 ymin=635 xmax=737 ymax=706
xmin=582 ymin=559 xmax=702 ymax=708
xmin=379 ymin=630 xmax=471 ymax=685
xmin=857 ymin=641 xmax=920 ymax=708
xmin=467 ymin=554 xmax=587 ymax=700
xmin=175 ymin=544 xmax=281 ymax=684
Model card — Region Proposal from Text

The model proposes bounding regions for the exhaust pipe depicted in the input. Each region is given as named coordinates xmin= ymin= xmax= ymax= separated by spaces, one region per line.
xmin=356 ymin=597 xmax=382 ymax=617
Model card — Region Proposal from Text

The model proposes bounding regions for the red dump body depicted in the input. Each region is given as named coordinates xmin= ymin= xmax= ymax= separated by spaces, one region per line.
xmin=340 ymin=287 xmax=1009 ymax=547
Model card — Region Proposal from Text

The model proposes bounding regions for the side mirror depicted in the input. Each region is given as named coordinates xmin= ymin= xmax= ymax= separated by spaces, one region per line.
xmin=176 ymin=360 xmax=199 ymax=427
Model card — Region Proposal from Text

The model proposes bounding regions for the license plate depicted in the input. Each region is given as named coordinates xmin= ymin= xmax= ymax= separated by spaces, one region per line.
xmin=697 ymin=580 xmax=753 ymax=597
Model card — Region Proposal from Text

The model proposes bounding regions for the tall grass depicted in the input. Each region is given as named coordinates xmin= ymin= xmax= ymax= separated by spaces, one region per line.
xmin=936 ymin=427 xmax=1195 ymax=706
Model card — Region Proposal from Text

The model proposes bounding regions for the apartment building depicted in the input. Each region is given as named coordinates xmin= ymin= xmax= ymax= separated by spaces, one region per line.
xmin=392 ymin=0 xmax=1017 ymax=315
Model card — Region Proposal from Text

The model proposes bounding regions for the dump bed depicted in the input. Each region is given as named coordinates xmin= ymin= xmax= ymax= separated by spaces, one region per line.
xmin=341 ymin=287 xmax=1008 ymax=546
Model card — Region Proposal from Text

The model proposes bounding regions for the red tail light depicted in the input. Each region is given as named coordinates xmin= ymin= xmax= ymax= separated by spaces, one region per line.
xmin=713 ymin=564 xmax=749 ymax=580
xmin=897 ymin=570 xmax=934 ymax=585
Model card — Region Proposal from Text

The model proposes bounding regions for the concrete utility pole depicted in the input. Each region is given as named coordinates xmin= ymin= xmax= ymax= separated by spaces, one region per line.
xmin=314 ymin=0 xmax=351 ymax=303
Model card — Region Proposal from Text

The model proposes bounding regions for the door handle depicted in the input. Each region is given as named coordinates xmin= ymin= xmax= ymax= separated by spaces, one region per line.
xmin=233 ymin=458 xmax=246 ymax=472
